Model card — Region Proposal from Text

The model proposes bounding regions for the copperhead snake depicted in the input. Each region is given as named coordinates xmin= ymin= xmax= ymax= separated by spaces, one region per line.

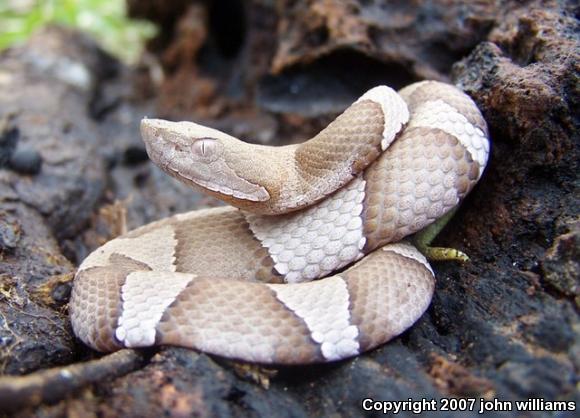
xmin=70 ymin=81 xmax=489 ymax=364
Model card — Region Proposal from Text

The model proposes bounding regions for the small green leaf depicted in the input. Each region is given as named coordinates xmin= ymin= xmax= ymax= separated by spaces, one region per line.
xmin=0 ymin=0 xmax=157 ymax=63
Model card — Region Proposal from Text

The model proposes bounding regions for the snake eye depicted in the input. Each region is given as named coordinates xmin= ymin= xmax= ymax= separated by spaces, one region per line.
xmin=191 ymin=138 xmax=220 ymax=160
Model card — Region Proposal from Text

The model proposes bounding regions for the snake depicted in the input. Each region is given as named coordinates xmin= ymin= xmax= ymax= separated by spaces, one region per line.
xmin=69 ymin=81 xmax=489 ymax=364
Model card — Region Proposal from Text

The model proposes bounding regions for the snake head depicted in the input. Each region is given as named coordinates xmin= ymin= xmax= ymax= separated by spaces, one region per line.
xmin=140 ymin=118 xmax=270 ymax=203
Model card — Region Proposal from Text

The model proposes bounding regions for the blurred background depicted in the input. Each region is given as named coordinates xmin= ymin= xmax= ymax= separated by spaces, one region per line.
xmin=0 ymin=0 xmax=155 ymax=62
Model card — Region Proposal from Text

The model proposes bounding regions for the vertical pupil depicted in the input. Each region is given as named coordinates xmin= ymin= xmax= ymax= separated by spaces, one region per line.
xmin=194 ymin=138 xmax=216 ymax=157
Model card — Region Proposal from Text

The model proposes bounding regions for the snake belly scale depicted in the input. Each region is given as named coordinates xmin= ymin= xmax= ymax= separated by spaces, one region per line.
xmin=70 ymin=81 xmax=490 ymax=364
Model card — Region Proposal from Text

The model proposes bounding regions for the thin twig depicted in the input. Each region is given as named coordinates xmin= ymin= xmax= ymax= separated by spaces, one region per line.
xmin=0 ymin=349 xmax=145 ymax=413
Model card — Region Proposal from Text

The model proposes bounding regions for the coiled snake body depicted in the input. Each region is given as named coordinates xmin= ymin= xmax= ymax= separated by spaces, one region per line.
xmin=70 ymin=81 xmax=489 ymax=364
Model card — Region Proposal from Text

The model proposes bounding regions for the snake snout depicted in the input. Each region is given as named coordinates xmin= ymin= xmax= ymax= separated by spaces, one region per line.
xmin=140 ymin=118 xmax=172 ymax=142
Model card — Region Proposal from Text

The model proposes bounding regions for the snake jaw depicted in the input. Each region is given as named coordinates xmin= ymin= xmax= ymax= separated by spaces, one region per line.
xmin=140 ymin=118 xmax=270 ymax=203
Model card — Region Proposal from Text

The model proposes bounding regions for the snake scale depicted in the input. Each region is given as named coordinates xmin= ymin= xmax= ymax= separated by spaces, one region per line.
xmin=70 ymin=81 xmax=489 ymax=364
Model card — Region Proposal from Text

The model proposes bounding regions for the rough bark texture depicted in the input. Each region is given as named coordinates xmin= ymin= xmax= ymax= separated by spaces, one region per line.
xmin=0 ymin=0 xmax=578 ymax=416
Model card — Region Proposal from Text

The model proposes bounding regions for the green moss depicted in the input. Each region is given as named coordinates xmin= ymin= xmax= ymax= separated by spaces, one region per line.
xmin=0 ymin=0 xmax=156 ymax=63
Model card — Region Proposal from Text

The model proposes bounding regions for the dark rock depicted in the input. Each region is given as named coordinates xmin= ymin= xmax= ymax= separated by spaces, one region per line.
xmin=50 ymin=281 xmax=72 ymax=305
xmin=524 ymin=314 xmax=575 ymax=353
xmin=0 ymin=275 xmax=75 ymax=375
xmin=271 ymin=0 xmax=496 ymax=81
xmin=0 ymin=27 xmax=108 ymax=240
xmin=97 ymin=348 xmax=310 ymax=418
xmin=541 ymin=224 xmax=580 ymax=305
xmin=0 ymin=204 xmax=75 ymax=374
xmin=499 ymin=358 xmax=575 ymax=400
xmin=0 ymin=211 xmax=21 ymax=251
xmin=257 ymin=50 xmax=414 ymax=116
xmin=123 ymin=145 xmax=149 ymax=166
xmin=9 ymin=148 xmax=43 ymax=175
xmin=0 ymin=26 xmax=116 ymax=374
xmin=0 ymin=117 xmax=19 ymax=167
